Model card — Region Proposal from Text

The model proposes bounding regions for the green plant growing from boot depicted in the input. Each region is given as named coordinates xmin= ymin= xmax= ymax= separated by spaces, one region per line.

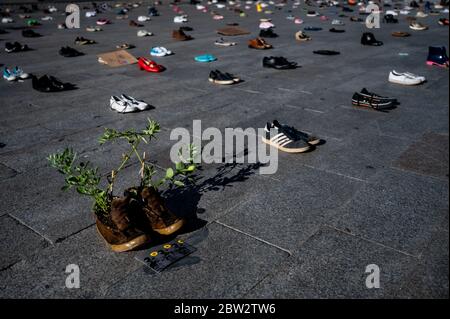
xmin=47 ymin=118 xmax=197 ymax=228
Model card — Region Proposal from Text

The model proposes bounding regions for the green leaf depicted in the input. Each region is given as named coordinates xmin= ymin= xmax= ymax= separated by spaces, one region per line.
xmin=165 ymin=168 xmax=174 ymax=179
xmin=175 ymin=161 xmax=184 ymax=171
xmin=173 ymin=180 xmax=185 ymax=187
xmin=186 ymin=165 xmax=196 ymax=172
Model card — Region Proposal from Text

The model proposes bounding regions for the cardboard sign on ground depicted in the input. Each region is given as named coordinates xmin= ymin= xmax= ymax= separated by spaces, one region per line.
xmin=135 ymin=239 xmax=197 ymax=273
xmin=97 ymin=49 xmax=137 ymax=67
xmin=216 ymin=26 xmax=251 ymax=36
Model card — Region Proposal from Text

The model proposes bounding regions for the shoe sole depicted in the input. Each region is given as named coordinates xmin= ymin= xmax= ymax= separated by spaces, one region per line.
xmin=262 ymin=137 xmax=311 ymax=153
xmin=426 ymin=61 xmax=449 ymax=68
xmin=389 ymin=78 xmax=422 ymax=85
xmin=96 ymin=223 xmax=151 ymax=253
xmin=153 ymin=218 xmax=185 ymax=236
xmin=208 ymin=78 xmax=235 ymax=85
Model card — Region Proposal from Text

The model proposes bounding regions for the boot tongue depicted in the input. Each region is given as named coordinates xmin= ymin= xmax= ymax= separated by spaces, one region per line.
xmin=272 ymin=120 xmax=281 ymax=128
xmin=361 ymin=88 xmax=369 ymax=94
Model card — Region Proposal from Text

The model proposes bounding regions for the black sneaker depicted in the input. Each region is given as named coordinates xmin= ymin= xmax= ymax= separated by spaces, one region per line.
xmin=5 ymin=42 xmax=29 ymax=53
xmin=262 ymin=121 xmax=312 ymax=153
xmin=262 ymin=56 xmax=297 ymax=69
xmin=208 ymin=70 xmax=237 ymax=85
xmin=74 ymin=36 xmax=95 ymax=45
xmin=22 ymin=29 xmax=42 ymax=37
xmin=272 ymin=120 xmax=320 ymax=145
xmin=351 ymin=92 xmax=394 ymax=110
xmin=360 ymin=88 xmax=397 ymax=103
xmin=383 ymin=14 xmax=398 ymax=23
xmin=259 ymin=28 xmax=278 ymax=38
xmin=59 ymin=46 xmax=84 ymax=57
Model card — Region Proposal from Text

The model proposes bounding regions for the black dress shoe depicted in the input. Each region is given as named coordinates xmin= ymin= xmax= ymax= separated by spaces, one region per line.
xmin=263 ymin=56 xmax=297 ymax=69
xmin=313 ymin=50 xmax=340 ymax=55
xmin=22 ymin=29 xmax=42 ymax=37
xmin=329 ymin=28 xmax=345 ymax=33
xmin=361 ymin=32 xmax=383 ymax=46
xmin=32 ymin=75 xmax=75 ymax=92
xmin=59 ymin=46 xmax=84 ymax=57
xmin=259 ymin=28 xmax=278 ymax=38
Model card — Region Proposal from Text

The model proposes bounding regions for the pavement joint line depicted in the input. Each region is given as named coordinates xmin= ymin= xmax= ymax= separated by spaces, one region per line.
xmin=54 ymin=222 xmax=96 ymax=244
xmin=304 ymin=108 xmax=325 ymax=114
xmin=301 ymin=164 xmax=368 ymax=183
xmin=234 ymin=88 xmax=262 ymax=94
xmin=389 ymin=165 xmax=449 ymax=183
xmin=284 ymin=104 xmax=326 ymax=114
xmin=7 ymin=213 xmax=54 ymax=245
xmin=323 ymin=224 xmax=421 ymax=259
xmin=214 ymin=220 xmax=293 ymax=256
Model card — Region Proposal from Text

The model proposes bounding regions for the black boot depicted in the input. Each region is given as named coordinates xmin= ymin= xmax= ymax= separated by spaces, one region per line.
xmin=361 ymin=32 xmax=383 ymax=46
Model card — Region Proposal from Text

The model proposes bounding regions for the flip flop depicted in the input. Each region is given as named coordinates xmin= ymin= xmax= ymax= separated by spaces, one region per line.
xmin=194 ymin=54 xmax=217 ymax=62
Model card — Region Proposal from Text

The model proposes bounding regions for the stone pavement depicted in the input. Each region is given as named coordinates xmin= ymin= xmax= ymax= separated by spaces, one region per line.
xmin=0 ymin=1 xmax=448 ymax=298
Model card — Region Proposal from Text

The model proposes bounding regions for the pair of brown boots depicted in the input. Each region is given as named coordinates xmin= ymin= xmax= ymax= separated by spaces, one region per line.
xmin=96 ymin=187 xmax=185 ymax=252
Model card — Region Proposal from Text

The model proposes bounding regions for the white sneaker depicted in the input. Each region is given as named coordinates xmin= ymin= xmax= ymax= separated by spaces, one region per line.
xmin=416 ymin=11 xmax=428 ymax=18
xmin=385 ymin=10 xmax=398 ymax=16
xmin=137 ymin=16 xmax=151 ymax=22
xmin=1 ymin=17 xmax=14 ymax=24
xmin=150 ymin=46 xmax=172 ymax=57
xmin=331 ymin=19 xmax=344 ymax=25
xmin=399 ymin=10 xmax=410 ymax=15
xmin=41 ymin=16 xmax=53 ymax=21
xmin=174 ymin=15 xmax=188 ymax=23
xmin=409 ymin=21 xmax=428 ymax=30
xmin=12 ymin=66 xmax=29 ymax=79
xmin=137 ymin=30 xmax=153 ymax=37
xmin=388 ymin=70 xmax=425 ymax=85
xmin=110 ymin=96 xmax=138 ymax=113
xmin=48 ymin=6 xmax=57 ymax=13
xmin=86 ymin=11 xmax=97 ymax=18
xmin=120 ymin=94 xmax=150 ymax=111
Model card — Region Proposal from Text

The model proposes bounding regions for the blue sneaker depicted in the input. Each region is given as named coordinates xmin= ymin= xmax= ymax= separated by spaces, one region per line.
xmin=194 ymin=54 xmax=217 ymax=62
xmin=12 ymin=66 xmax=29 ymax=79
xmin=3 ymin=67 xmax=16 ymax=81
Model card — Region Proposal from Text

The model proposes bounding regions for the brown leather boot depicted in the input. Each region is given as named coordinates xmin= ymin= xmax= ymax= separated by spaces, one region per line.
xmin=248 ymin=37 xmax=272 ymax=49
xmin=95 ymin=196 xmax=151 ymax=252
xmin=172 ymin=28 xmax=192 ymax=41
xmin=140 ymin=187 xmax=185 ymax=235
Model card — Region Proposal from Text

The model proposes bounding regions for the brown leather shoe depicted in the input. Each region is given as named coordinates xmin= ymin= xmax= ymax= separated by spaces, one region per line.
xmin=140 ymin=187 xmax=185 ymax=235
xmin=96 ymin=196 xmax=151 ymax=252
xmin=391 ymin=31 xmax=411 ymax=37
xmin=172 ymin=28 xmax=193 ymax=41
xmin=248 ymin=37 xmax=272 ymax=49
xmin=129 ymin=20 xmax=143 ymax=27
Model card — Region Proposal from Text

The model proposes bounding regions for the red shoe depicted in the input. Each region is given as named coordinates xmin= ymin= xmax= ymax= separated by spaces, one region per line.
xmin=138 ymin=57 xmax=164 ymax=72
